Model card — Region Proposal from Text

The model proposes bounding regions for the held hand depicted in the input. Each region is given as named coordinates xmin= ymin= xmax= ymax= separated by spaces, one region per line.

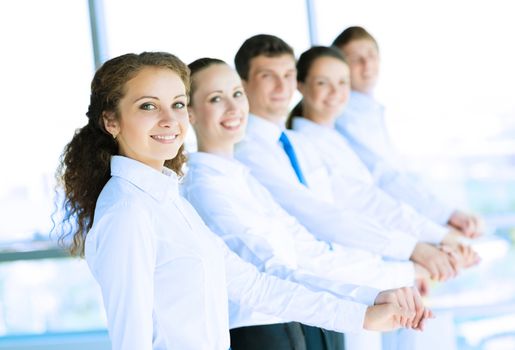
xmin=363 ymin=303 xmax=411 ymax=332
xmin=412 ymin=308 xmax=435 ymax=331
xmin=441 ymin=242 xmax=481 ymax=269
xmin=411 ymin=243 xmax=459 ymax=281
xmin=413 ymin=263 xmax=432 ymax=297
xmin=441 ymin=230 xmax=463 ymax=250
xmin=448 ymin=210 xmax=483 ymax=239
xmin=373 ymin=287 xmax=427 ymax=330
xmin=414 ymin=262 xmax=431 ymax=280
xmin=415 ymin=277 xmax=431 ymax=297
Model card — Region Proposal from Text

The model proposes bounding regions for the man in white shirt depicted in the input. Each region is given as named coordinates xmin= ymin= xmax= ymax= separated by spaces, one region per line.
xmin=331 ymin=26 xmax=483 ymax=238
xmin=233 ymin=34 xmax=458 ymax=282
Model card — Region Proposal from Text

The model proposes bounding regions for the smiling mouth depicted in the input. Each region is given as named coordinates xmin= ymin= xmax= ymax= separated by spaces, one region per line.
xmin=221 ymin=119 xmax=242 ymax=130
xmin=151 ymin=134 xmax=179 ymax=143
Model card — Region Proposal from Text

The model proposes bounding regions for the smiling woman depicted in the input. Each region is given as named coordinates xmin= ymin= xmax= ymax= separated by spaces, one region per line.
xmin=102 ymin=67 xmax=189 ymax=171
xmin=188 ymin=58 xmax=249 ymax=157
xmin=57 ymin=52 xmax=189 ymax=257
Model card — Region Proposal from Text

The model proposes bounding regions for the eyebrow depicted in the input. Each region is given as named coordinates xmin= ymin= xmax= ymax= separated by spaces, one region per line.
xmin=133 ymin=94 xmax=186 ymax=103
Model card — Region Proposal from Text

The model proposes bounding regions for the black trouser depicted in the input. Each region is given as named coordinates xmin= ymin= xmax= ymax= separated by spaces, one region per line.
xmin=230 ymin=322 xmax=345 ymax=350
xmin=301 ymin=324 xmax=345 ymax=350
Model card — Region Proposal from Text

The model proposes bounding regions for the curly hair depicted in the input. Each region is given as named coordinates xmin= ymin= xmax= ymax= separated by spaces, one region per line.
xmin=56 ymin=52 xmax=190 ymax=256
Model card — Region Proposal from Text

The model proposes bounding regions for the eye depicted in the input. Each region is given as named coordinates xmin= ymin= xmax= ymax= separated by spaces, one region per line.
xmin=316 ymin=80 xmax=326 ymax=86
xmin=209 ymin=95 xmax=222 ymax=103
xmin=140 ymin=102 xmax=157 ymax=111
xmin=234 ymin=90 xmax=244 ymax=98
xmin=172 ymin=101 xmax=186 ymax=109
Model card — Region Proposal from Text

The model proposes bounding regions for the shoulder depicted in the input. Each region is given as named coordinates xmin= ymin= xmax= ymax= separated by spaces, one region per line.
xmin=94 ymin=177 xmax=153 ymax=230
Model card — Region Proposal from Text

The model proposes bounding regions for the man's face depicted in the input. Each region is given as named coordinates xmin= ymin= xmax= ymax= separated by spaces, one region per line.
xmin=341 ymin=39 xmax=380 ymax=94
xmin=243 ymin=54 xmax=297 ymax=125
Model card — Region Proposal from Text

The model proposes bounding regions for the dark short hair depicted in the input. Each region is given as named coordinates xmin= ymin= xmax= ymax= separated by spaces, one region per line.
xmin=332 ymin=26 xmax=378 ymax=51
xmin=234 ymin=34 xmax=294 ymax=80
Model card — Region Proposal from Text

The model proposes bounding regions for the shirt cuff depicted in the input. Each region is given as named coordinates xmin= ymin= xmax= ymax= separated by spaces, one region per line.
xmin=430 ymin=204 xmax=455 ymax=226
xmin=334 ymin=300 xmax=369 ymax=333
xmin=420 ymin=221 xmax=449 ymax=244
xmin=348 ymin=285 xmax=381 ymax=305
xmin=381 ymin=230 xmax=418 ymax=260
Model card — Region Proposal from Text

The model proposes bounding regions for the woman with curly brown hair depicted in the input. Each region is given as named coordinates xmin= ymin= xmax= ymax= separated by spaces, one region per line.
xmin=56 ymin=51 xmax=414 ymax=350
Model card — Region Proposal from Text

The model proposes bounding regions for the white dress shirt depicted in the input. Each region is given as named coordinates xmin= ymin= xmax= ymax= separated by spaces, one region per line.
xmin=235 ymin=114 xmax=418 ymax=260
xmin=336 ymin=91 xmax=454 ymax=224
xmin=292 ymin=117 xmax=448 ymax=244
xmin=85 ymin=156 xmax=373 ymax=350
xmin=183 ymin=152 xmax=415 ymax=328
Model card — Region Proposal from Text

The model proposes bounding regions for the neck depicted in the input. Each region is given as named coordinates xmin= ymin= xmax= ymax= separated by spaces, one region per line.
xmin=197 ymin=140 xmax=234 ymax=159
xmin=353 ymin=88 xmax=374 ymax=96
xmin=250 ymin=109 xmax=286 ymax=128
xmin=302 ymin=107 xmax=335 ymax=128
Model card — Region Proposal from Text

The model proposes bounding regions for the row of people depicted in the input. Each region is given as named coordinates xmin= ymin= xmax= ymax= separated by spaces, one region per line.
xmin=57 ymin=27 xmax=481 ymax=350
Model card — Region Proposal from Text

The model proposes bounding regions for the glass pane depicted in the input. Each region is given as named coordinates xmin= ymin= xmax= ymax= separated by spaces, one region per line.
xmin=0 ymin=0 xmax=95 ymax=242
xmin=0 ymin=258 xmax=105 ymax=335
xmin=103 ymin=0 xmax=310 ymax=64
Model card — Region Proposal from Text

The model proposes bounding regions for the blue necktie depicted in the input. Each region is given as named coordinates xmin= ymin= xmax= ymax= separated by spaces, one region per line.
xmin=279 ymin=131 xmax=308 ymax=186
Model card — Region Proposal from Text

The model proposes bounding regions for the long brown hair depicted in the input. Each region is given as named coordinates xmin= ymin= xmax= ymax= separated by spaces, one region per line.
xmin=56 ymin=52 xmax=190 ymax=256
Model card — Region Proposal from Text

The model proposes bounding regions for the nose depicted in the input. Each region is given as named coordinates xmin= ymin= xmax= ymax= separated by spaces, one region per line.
xmin=361 ymin=57 xmax=372 ymax=71
xmin=274 ymin=76 xmax=286 ymax=92
xmin=158 ymin=107 xmax=179 ymax=128
xmin=225 ymin=97 xmax=240 ymax=116
xmin=328 ymin=83 xmax=337 ymax=95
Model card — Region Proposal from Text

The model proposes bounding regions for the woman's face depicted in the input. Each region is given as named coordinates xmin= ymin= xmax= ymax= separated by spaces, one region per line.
xmin=298 ymin=56 xmax=351 ymax=121
xmin=189 ymin=64 xmax=249 ymax=150
xmin=104 ymin=66 xmax=188 ymax=171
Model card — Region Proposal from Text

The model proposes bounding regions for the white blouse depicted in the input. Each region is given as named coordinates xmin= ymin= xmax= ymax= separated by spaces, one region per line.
xmin=336 ymin=91 xmax=454 ymax=224
xmin=85 ymin=156 xmax=370 ymax=350
xmin=292 ymin=117 xmax=448 ymax=244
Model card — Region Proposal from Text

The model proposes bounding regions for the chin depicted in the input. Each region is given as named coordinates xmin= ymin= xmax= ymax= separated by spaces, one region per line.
xmin=233 ymin=132 xmax=245 ymax=143
xmin=164 ymin=148 xmax=181 ymax=161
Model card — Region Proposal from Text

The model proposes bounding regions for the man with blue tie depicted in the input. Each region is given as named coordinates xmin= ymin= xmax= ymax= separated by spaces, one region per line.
xmin=231 ymin=33 xmax=347 ymax=350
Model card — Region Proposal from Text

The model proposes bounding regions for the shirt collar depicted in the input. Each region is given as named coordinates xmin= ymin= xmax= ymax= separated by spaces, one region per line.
xmin=349 ymin=91 xmax=384 ymax=112
xmin=246 ymin=113 xmax=284 ymax=144
xmin=188 ymin=152 xmax=249 ymax=177
xmin=291 ymin=117 xmax=335 ymax=133
xmin=110 ymin=155 xmax=179 ymax=202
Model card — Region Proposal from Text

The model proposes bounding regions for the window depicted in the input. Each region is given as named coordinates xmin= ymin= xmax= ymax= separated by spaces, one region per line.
xmin=0 ymin=0 xmax=95 ymax=242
